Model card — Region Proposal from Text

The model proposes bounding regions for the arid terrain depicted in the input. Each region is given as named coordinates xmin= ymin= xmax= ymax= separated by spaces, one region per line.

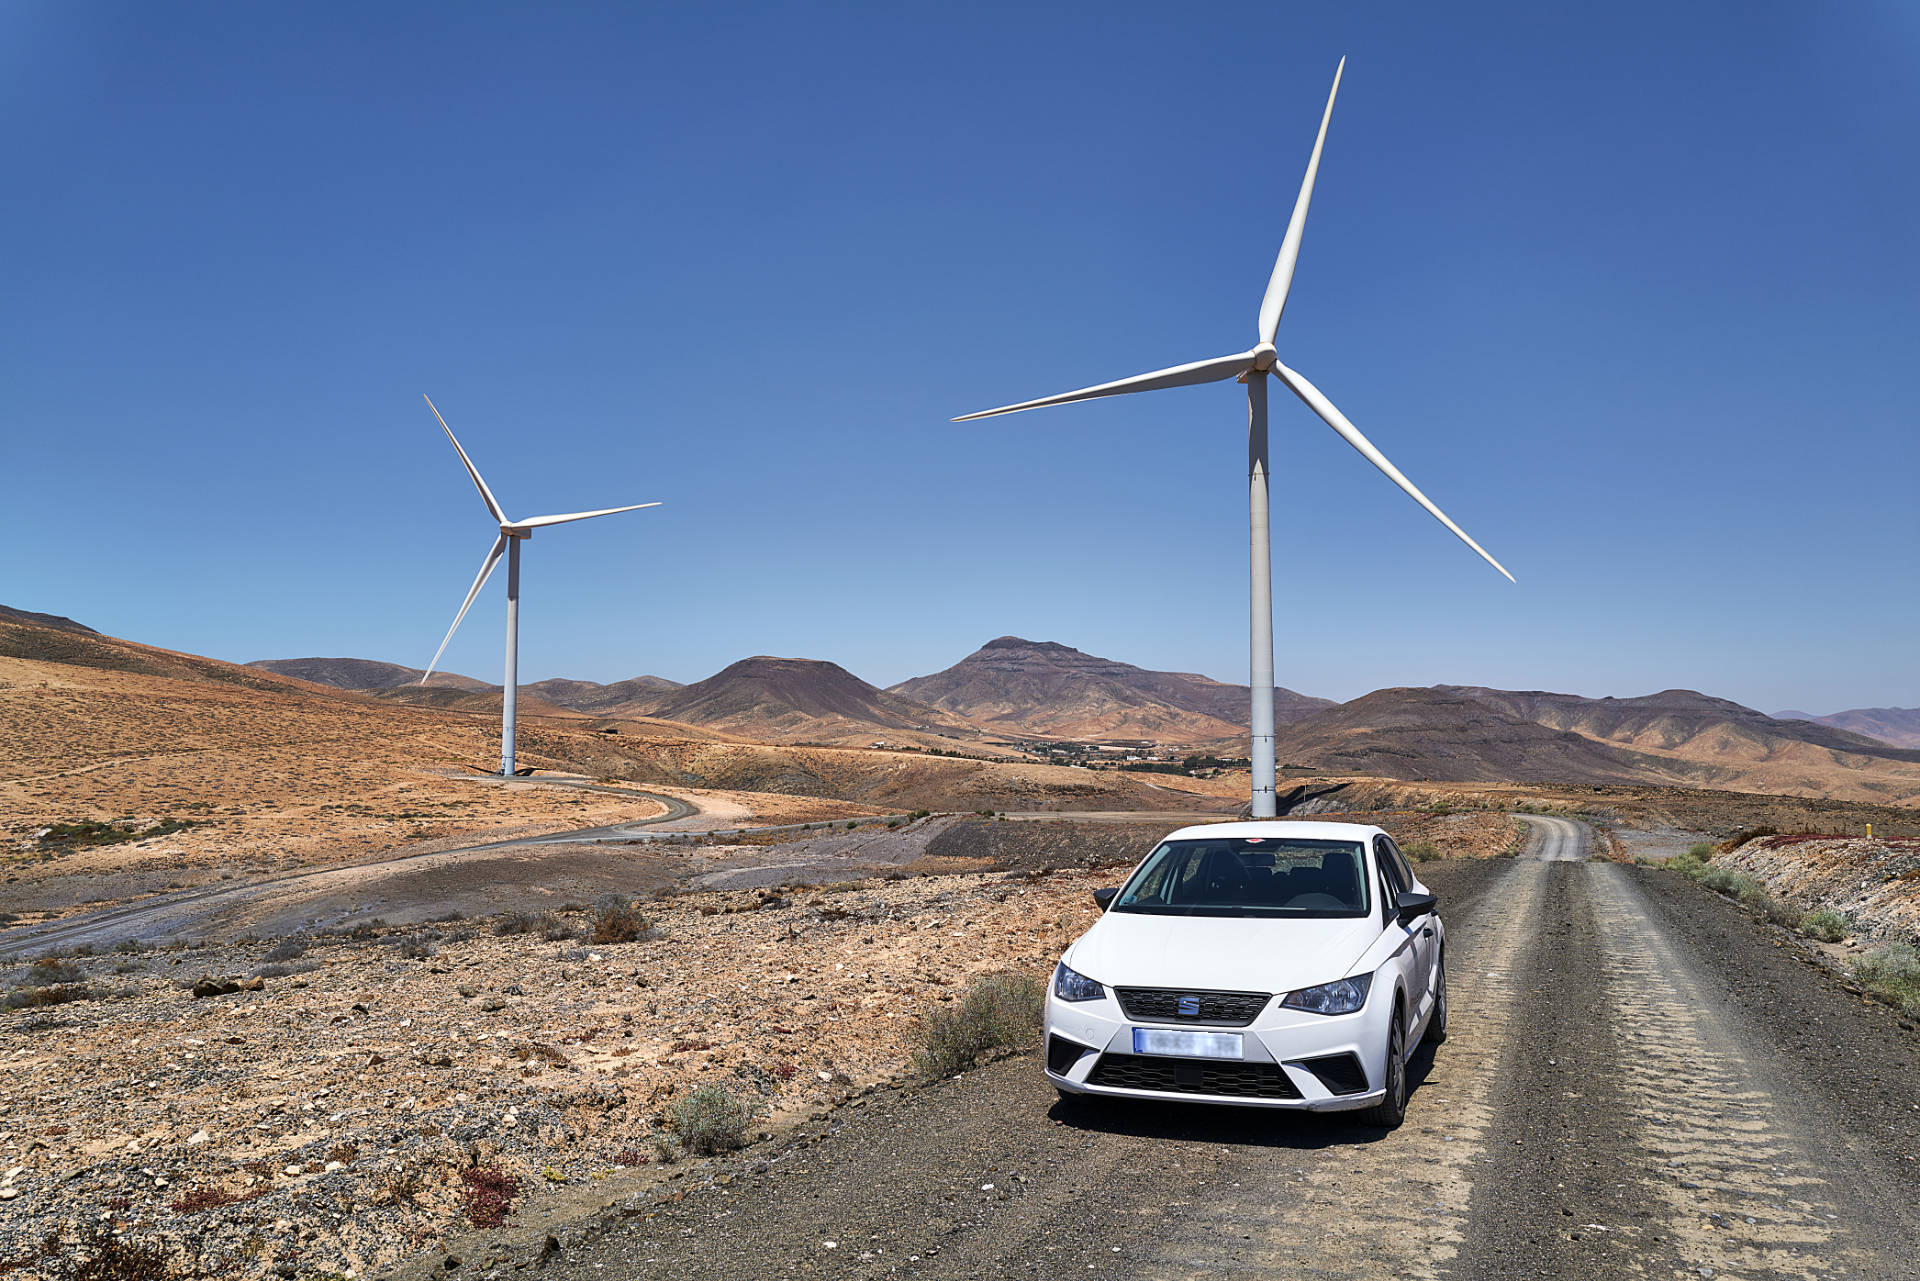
xmin=5 ymin=606 xmax=1920 ymax=1280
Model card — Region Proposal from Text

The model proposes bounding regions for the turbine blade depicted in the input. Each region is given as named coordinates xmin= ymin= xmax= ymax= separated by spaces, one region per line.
xmin=513 ymin=502 xmax=661 ymax=530
xmin=1271 ymin=361 xmax=1514 ymax=582
xmin=1258 ymin=57 xmax=1345 ymax=344
xmin=953 ymin=351 xmax=1254 ymax=421
xmin=423 ymin=534 xmax=508 ymax=682
xmin=423 ymin=395 xmax=507 ymax=525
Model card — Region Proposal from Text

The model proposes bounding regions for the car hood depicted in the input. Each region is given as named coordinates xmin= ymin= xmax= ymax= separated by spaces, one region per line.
xmin=1066 ymin=911 xmax=1382 ymax=995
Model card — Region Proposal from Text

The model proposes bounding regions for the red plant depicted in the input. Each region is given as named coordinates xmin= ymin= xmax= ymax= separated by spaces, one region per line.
xmin=771 ymin=1061 xmax=797 ymax=1081
xmin=171 ymin=1185 xmax=265 ymax=1213
xmin=614 ymin=1148 xmax=651 ymax=1167
xmin=458 ymin=1165 xmax=522 ymax=1229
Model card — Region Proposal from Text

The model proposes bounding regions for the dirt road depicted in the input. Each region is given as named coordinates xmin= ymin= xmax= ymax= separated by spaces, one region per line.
xmin=538 ymin=841 xmax=1920 ymax=1281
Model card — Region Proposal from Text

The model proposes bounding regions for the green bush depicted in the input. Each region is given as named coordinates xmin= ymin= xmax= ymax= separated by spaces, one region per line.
xmin=1402 ymin=841 xmax=1439 ymax=862
xmin=1853 ymin=943 xmax=1920 ymax=1017
xmin=1799 ymin=909 xmax=1851 ymax=942
xmin=667 ymin=1083 xmax=756 ymax=1155
xmin=915 ymin=971 xmax=1046 ymax=1079
xmin=1666 ymin=846 xmax=1713 ymax=879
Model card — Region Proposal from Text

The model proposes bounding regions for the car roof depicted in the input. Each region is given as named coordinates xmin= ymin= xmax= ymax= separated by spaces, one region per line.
xmin=1159 ymin=820 xmax=1385 ymax=843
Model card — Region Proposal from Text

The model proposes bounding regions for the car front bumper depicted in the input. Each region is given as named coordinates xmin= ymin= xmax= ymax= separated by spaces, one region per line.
xmin=1043 ymin=983 xmax=1396 ymax=1111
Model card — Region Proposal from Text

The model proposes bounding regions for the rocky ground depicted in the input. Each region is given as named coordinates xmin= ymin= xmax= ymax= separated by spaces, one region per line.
xmin=0 ymin=807 xmax=1525 ymax=1280
xmin=1717 ymin=834 xmax=1920 ymax=944
xmin=0 ymin=867 xmax=1111 ymax=1280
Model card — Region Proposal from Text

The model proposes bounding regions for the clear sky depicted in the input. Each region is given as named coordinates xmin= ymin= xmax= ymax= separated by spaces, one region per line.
xmin=6 ymin=2 xmax=1916 ymax=713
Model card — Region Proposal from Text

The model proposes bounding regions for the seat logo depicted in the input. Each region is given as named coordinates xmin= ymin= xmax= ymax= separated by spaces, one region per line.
xmin=1177 ymin=995 xmax=1201 ymax=1018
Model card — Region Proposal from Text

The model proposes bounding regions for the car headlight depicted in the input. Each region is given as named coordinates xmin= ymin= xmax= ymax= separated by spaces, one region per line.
xmin=1053 ymin=962 xmax=1105 ymax=1003
xmin=1280 ymin=973 xmax=1372 ymax=1015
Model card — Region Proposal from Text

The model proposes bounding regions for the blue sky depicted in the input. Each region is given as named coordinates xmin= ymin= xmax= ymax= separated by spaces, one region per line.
xmin=6 ymin=2 xmax=1916 ymax=713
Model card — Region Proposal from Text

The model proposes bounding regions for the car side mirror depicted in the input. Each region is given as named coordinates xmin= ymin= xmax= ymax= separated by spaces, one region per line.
xmin=1092 ymin=887 xmax=1120 ymax=910
xmin=1394 ymin=890 xmax=1437 ymax=926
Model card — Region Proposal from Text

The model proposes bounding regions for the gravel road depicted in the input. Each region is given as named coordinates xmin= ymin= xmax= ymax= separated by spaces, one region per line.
xmin=537 ymin=838 xmax=1920 ymax=1281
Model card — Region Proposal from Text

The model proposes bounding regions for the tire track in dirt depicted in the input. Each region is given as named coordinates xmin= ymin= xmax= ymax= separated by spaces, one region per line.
xmin=1128 ymin=859 xmax=1547 ymax=1281
xmin=1588 ymin=864 xmax=1865 ymax=1280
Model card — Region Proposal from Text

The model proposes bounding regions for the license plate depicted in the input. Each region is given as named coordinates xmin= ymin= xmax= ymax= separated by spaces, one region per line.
xmin=1132 ymin=1028 xmax=1244 ymax=1059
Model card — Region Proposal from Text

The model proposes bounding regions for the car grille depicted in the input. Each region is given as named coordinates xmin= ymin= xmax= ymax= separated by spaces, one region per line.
xmin=1113 ymin=987 xmax=1271 ymax=1027
xmin=1087 ymin=1053 xmax=1301 ymax=1099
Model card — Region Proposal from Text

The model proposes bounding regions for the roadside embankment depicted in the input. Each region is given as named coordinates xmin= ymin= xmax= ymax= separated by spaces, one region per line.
xmin=1716 ymin=834 xmax=1920 ymax=944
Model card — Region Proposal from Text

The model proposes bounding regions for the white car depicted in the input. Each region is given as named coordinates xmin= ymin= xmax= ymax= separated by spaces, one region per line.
xmin=1043 ymin=821 xmax=1444 ymax=1127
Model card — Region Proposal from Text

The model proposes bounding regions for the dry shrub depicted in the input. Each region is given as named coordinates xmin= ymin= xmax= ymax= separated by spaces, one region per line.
xmin=915 ymin=971 xmax=1046 ymax=1079
xmin=589 ymin=895 xmax=660 ymax=945
xmin=667 ymin=1083 xmax=756 ymax=1155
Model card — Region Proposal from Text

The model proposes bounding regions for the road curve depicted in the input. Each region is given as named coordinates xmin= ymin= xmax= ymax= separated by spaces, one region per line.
xmin=534 ymin=855 xmax=1920 ymax=1281
xmin=0 ymin=778 xmax=698 ymax=957
xmin=1518 ymin=814 xmax=1590 ymax=861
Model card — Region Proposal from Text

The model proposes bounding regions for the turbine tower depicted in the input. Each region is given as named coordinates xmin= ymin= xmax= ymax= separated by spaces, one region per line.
xmin=954 ymin=59 xmax=1511 ymax=818
xmin=420 ymin=395 xmax=658 ymax=777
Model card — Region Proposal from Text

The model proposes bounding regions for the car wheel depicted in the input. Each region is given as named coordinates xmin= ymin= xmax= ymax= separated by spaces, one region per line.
xmin=1365 ymin=1010 xmax=1408 ymax=1129
xmin=1423 ymin=952 xmax=1448 ymax=1045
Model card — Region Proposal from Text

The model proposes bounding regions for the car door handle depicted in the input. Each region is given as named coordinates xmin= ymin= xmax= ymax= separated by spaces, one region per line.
xmin=1421 ymin=928 xmax=1434 ymax=938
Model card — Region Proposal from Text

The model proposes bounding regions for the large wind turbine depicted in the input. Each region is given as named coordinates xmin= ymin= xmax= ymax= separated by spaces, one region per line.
xmin=420 ymin=395 xmax=658 ymax=777
xmin=955 ymin=59 xmax=1511 ymax=818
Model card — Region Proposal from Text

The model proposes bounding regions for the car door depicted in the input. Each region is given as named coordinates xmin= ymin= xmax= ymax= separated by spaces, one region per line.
xmin=1374 ymin=836 xmax=1428 ymax=1017
xmin=1382 ymin=836 xmax=1437 ymax=1016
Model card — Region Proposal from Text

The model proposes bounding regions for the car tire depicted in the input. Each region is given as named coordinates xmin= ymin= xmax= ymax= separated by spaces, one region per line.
xmin=1423 ymin=952 xmax=1448 ymax=1045
xmin=1364 ymin=1009 xmax=1408 ymax=1129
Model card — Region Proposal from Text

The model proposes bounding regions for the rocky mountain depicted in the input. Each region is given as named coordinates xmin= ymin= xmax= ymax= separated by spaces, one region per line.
xmin=521 ymin=675 xmax=684 ymax=716
xmin=1268 ymin=684 xmax=1920 ymax=801
xmin=1774 ymin=707 xmax=1920 ymax=750
xmin=891 ymin=637 xmax=1332 ymax=743
xmin=1272 ymin=687 xmax=1674 ymax=784
xmin=248 ymin=657 xmax=492 ymax=692
xmin=644 ymin=656 xmax=976 ymax=744
xmin=1441 ymin=686 xmax=1915 ymax=761
xmin=247 ymin=659 xmax=683 ymax=716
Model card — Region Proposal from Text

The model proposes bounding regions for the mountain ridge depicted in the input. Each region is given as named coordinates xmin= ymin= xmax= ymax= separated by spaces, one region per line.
xmin=891 ymin=636 xmax=1332 ymax=743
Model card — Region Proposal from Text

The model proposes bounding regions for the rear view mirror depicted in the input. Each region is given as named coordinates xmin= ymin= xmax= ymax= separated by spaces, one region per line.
xmin=1092 ymin=887 xmax=1120 ymax=910
xmin=1394 ymin=890 xmax=1437 ymax=926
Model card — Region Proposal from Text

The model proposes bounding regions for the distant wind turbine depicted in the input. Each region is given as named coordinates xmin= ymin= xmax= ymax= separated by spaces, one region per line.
xmin=954 ymin=59 xmax=1512 ymax=818
xmin=420 ymin=395 xmax=658 ymax=777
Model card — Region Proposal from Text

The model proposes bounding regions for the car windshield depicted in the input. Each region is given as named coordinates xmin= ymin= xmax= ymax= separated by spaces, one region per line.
xmin=1112 ymin=837 xmax=1371 ymax=918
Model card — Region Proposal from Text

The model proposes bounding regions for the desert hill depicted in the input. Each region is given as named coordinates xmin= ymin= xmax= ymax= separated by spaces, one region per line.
xmin=892 ymin=636 xmax=1332 ymax=743
xmin=0 ymin=604 xmax=97 ymax=635
xmin=522 ymin=674 xmax=684 ymax=716
xmin=641 ymin=656 xmax=980 ymax=745
xmin=1775 ymin=707 xmax=1920 ymax=750
xmin=3 ymin=610 xmax=1231 ymax=891
xmin=1272 ymin=687 xmax=1675 ymax=785
xmin=1268 ymin=684 xmax=1920 ymax=804
xmin=248 ymin=656 xmax=492 ymax=692
xmin=248 ymin=658 xmax=685 ymax=720
xmin=1445 ymin=686 xmax=1919 ymax=762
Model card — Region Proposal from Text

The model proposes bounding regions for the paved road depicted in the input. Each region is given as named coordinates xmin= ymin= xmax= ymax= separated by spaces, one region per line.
xmin=0 ymin=777 xmax=700 ymax=957
xmin=541 ymin=845 xmax=1920 ymax=1281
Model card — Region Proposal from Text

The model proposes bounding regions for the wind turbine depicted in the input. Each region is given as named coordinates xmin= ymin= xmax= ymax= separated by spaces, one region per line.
xmin=954 ymin=59 xmax=1512 ymax=819
xmin=419 ymin=395 xmax=659 ymax=777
